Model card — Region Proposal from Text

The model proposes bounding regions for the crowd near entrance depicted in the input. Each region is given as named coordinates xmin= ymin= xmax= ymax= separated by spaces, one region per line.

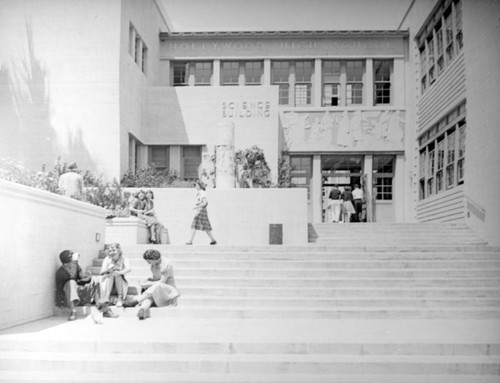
xmin=290 ymin=153 xmax=398 ymax=223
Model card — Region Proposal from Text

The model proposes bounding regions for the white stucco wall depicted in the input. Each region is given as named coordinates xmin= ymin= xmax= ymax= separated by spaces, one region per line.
xmin=123 ymin=187 xmax=308 ymax=245
xmin=0 ymin=0 xmax=122 ymax=178
xmin=0 ymin=180 xmax=106 ymax=330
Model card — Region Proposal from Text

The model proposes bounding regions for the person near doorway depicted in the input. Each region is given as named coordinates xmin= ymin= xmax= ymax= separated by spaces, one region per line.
xmin=328 ymin=185 xmax=343 ymax=223
xmin=341 ymin=186 xmax=355 ymax=223
xmin=352 ymin=184 xmax=364 ymax=223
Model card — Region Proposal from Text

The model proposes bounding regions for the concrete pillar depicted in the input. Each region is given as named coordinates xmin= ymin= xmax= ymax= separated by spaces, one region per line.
xmin=263 ymin=59 xmax=271 ymax=85
xmin=365 ymin=58 xmax=374 ymax=106
xmin=394 ymin=154 xmax=405 ymax=222
xmin=213 ymin=59 xmax=220 ymax=86
xmin=393 ymin=58 xmax=405 ymax=107
xmin=169 ymin=146 xmax=182 ymax=174
xmin=215 ymin=122 xmax=235 ymax=189
xmin=364 ymin=154 xmax=374 ymax=222
xmin=311 ymin=154 xmax=322 ymax=223
xmin=314 ymin=58 xmax=322 ymax=107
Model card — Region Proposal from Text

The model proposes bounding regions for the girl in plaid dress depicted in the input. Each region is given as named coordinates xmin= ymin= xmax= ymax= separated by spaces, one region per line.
xmin=186 ymin=180 xmax=217 ymax=245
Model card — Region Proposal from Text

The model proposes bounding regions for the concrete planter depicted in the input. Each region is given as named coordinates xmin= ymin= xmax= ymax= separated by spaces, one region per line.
xmin=105 ymin=217 xmax=149 ymax=244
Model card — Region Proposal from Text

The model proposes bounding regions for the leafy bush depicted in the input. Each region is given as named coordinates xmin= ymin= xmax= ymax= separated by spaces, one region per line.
xmin=235 ymin=146 xmax=271 ymax=188
xmin=0 ymin=158 xmax=60 ymax=193
xmin=120 ymin=167 xmax=181 ymax=187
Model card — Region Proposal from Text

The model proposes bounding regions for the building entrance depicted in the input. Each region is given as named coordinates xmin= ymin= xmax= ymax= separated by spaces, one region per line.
xmin=321 ymin=155 xmax=365 ymax=223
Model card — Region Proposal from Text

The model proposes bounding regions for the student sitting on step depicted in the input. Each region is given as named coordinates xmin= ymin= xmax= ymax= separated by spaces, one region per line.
xmin=95 ymin=243 xmax=130 ymax=313
xmin=55 ymin=250 xmax=97 ymax=321
xmin=123 ymin=249 xmax=179 ymax=320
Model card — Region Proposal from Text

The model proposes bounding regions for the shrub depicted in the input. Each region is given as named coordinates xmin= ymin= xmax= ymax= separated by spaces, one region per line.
xmin=120 ymin=167 xmax=181 ymax=187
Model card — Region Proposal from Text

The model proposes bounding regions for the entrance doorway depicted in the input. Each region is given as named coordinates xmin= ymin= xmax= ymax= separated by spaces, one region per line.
xmin=321 ymin=155 xmax=364 ymax=223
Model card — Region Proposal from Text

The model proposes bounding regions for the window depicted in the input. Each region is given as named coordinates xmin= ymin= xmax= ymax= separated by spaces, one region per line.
xmin=417 ymin=0 xmax=464 ymax=94
xmin=455 ymin=0 xmax=463 ymax=51
xmin=171 ymin=61 xmax=213 ymax=86
xmin=194 ymin=62 xmax=212 ymax=85
xmin=220 ymin=61 xmax=263 ymax=86
xmin=374 ymin=60 xmax=392 ymax=105
xmin=436 ymin=137 xmax=445 ymax=192
xmin=149 ymin=146 xmax=169 ymax=170
xmin=346 ymin=61 xmax=363 ymax=105
xmin=427 ymin=144 xmax=435 ymax=197
xmin=290 ymin=156 xmax=312 ymax=198
xmin=141 ymin=43 xmax=148 ymax=74
xmin=418 ymin=103 xmax=466 ymax=200
xmin=373 ymin=155 xmax=395 ymax=200
xmin=457 ymin=120 xmax=466 ymax=183
xmin=322 ymin=60 xmax=364 ymax=106
xmin=322 ymin=61 xmax=340 ymax=106
xmin=444 ymin=9 xmax=455 ymax=62
xmin=172 ymin=62 xmax=189 ymax=86
xmin=271 ymin=61 xmax=290 ymax=105
xmin=244 ymin=61 xmax=262 ymax=85
xmin=221 ymin=61 xmax=240 ymax=85
xmin=129 ymin=23 xmax=136 ymax=58
xmin=183 ymin=146 xmax=201 ymax=179
xmin=294 ymin=61 xmax=313 ymax=106
xmin=419 ymin=150 xmax=426 ymax=200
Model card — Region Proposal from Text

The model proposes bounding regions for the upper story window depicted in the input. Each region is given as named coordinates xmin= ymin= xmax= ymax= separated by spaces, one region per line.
xmin=172 ymin=62 xmax=189 ymax=86
xmin=374 ymin=60 xmax=392 ymax=105
xmin=244 ymin=61 xmax=263 ymax=85
xmin=129 ymin=23 xmax=147 ymax=74
xmin=171 ymin=61 xmax=213 ymax=86
xmin=294 ymin=61 xmax=313 ymax=106
xmin=418 ymin=102 xmax=466 ymax=200
xmin=221 ymin=61 xmax=240 ymax=85
xmin=194 ymin=62 xmax=212 ymax=85
xmin=271 ymin=61 xmax=290 ymax=105
xmin=417 ymin=0 xmax=463 ymax=94
xmin=322 ymin=60 xmax=364 ymax=106
xmin=272 ymin=60 xmax=313 ymax=106
xmin=220 ymin=61 xmax=263 ymax=86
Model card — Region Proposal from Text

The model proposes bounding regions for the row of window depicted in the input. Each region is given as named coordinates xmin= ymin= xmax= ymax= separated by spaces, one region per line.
xmin=129 ymin=23 xmax=148 ymax=74
xmin=171 ymin=59 xmax=393 ymax=106
xmin=418 ymin=0 xmax=463 ymax=94
xmin=150 ymin=146 xmax=201 ymax=179
xmin=418 ymin=103 xmax=466 ymax=200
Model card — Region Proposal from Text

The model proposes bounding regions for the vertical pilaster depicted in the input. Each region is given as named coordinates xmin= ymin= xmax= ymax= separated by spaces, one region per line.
xmin=213 ymin=59 xmax=220 ymax=86
xmin=314 ymin=58 xmax=322 ymax=107
xmin=311 ymin=154 xmax=322 ymax=223
xmin=364 ymin=155 xmax=373 ymax=222
xmin=365 ymin=58 xmax=374 ymax=106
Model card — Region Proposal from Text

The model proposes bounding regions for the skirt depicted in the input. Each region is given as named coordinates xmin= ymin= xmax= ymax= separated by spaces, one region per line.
xmin=191 ymin=207 xmax=212 ymax=231
xmin=342 ymin=201 xmax=355 ymax=214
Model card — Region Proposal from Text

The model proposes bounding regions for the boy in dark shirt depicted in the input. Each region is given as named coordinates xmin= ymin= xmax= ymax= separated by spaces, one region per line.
xmin=55 ymin=250 xmax=96 ymax=321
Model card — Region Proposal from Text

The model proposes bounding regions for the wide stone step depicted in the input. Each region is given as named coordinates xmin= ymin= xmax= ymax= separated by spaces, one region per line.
xmin=2 ymin=371 xmax=500 ymax=383
xmin=87 ymin=266 xmax=500 ymax=279
xmin=116 ymin=306 xmax=500 ymax=319
xmin=1 ymin=351 xmax=498 ymax=375
xmin=176 ymin=277 xmax=500 ymax=288
xmin=91 ymin=258 xmax=500 ymax=269
xmin=178 ymin=296 xmax=500 ymax=308
xmin=120 ymin=244 xmax=499 ymax=253
xmin=178 ymin=286 xmax=500 ymax=298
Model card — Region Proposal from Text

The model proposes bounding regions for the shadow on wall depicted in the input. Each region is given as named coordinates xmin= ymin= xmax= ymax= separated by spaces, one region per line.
xmin=0 ymin=20 xmax=95 ymax=173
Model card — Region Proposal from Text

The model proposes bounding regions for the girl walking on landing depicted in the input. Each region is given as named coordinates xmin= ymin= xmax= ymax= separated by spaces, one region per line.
xmin=186 ymin=180 xmax=217 ymax=245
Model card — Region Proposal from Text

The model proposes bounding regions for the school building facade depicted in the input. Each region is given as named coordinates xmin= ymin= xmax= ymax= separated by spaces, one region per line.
xmin=0 ymin=0 xmax=499 ymax=243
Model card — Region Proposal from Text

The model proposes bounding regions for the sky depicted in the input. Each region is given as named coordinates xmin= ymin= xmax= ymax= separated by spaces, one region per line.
xmin=161 ymin=0 xmax=414 ymax=32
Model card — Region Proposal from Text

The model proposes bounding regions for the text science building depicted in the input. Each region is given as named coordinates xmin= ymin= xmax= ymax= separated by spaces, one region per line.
xmin=0 ymin=0 xmax=499 ymax=244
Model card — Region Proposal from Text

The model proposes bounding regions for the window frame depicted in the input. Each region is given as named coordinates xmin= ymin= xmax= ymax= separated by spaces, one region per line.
xmin=373 ymin=60 xmax=392 ymax=105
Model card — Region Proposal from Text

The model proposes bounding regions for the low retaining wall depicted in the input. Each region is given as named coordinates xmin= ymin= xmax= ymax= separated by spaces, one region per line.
xmin=123 ymin=188 xmax=308 ymax=245
xmin=0 ymin=179 xmax=107 ymax=330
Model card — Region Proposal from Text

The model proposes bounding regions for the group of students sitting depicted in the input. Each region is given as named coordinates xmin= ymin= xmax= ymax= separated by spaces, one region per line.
xmin=55 ymin=243 xmax=179 ymax=321
xmin=129 ymin=189 xmax=166 ymax=244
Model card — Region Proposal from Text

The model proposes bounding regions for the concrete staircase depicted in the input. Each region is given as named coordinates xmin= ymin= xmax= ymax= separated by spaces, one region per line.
xmin=0 ymin=223 xmax=499 ymax=382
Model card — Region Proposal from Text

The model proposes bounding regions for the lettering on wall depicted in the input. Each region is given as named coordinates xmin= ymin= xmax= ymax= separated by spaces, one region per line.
xmin=222 ymin=101 xmax=271 ymax=119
